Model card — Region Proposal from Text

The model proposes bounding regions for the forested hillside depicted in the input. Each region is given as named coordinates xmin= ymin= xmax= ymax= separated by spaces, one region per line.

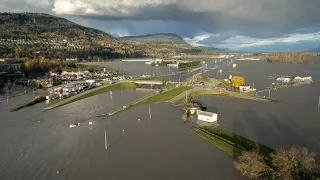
xmin=0 ymin=13 xmax=211 ymax=60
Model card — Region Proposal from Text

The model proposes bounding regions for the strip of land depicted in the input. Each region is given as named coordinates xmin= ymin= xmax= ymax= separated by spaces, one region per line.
xmin=104 ymin=86 xmax=193 ymax=115
xmin=44 ymin=82 xmax=138 ymax=110
xmin=173 ymin=88 xmax=274 ymax=105
xmin=193 ymin=126 xmax=274 ymax=159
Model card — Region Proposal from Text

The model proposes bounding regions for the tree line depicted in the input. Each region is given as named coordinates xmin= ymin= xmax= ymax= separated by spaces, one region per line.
xmin=235 ymin=147 xmax=319 ymax=180
xmin=266 ymin=53 xmax=309 ymax=64
xmin=178 ymin=61 xmax=201 ymax=70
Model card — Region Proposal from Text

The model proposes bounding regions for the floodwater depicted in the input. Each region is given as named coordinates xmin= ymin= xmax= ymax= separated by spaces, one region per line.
xmin=195 ymin=95 xmax=320 ymax=161
xmin=1 ymin=59 xmax=320 ymax=179
xmin=0 ymin=89 xmax=245 ymax=179
xmin=84 ymin=61 xmax=178 ymax=76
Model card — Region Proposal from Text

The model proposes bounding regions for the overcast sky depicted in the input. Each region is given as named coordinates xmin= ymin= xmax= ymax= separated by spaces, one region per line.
xmin=1 ymin=0 xmax=320 ymax=51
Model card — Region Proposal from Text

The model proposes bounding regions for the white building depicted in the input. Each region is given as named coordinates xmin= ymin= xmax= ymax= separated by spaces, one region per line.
xmin=276 ymin=77 xmax=291 ymax=83
xmin=197 ymin=111 xmax=218 ymax=123
xmin=239 ymin=85 xmax=251 ymax=92
xmin=294 ymin=76 xmax=312 ymax=82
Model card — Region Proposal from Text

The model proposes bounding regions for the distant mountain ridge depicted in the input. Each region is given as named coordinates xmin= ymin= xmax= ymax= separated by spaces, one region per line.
xmin=121 ymin=33 xmax=189 ymax=45
xmin=120 ymin=33 xmax=203 ymax=56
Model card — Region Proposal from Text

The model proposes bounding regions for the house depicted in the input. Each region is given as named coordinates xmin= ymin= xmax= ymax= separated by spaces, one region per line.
xmin=197 ymin=111 xmax=218 ymax=123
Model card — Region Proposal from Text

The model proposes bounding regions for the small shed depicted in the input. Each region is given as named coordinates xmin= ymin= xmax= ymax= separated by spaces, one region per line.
xmin=239 ymin=85 xmax=251 ymax=92
xmin=197 ymin=111 xmax=218 ymax=123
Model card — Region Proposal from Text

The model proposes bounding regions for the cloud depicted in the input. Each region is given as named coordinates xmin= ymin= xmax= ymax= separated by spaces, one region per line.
xmin=184 ymin=33 xmax=212 ymax=46
xmin=2 ymin=0 xmax=320 ymax=51
xmin=50 ymin=0 xmax=320 ymax=37
xmin=186 ymin=31 xmax=320 ymax=51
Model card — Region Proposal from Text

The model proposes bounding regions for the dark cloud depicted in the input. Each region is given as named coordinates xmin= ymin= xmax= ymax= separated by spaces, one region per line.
xmin=2 ymin=0 xmax=320 ymax=51
xmin=51 ymin=0 xmax=320 ymax=38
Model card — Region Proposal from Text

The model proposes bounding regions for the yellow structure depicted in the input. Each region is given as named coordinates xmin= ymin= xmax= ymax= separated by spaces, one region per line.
xmin=231 ymin=76 xmax=245 ymax=88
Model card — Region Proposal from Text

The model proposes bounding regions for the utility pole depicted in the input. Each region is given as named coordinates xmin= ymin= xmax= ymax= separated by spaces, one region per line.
xmin=105 ymin=129 xmax=108 ymax=150
xmin=149 ymin=104 xmax=152 ymax=120
xmin=268 ymin=89 xmax=271 ymax=99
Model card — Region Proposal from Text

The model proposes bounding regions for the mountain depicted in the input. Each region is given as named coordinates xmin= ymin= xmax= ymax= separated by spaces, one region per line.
xmin=312 ymin=46 xmax=320 ymax=52
xmin=0 ymin=13 xmax=206 ymax=59
xmin=121 ymin=33 xmax=189 ymax=45
xmin=0 ymin=12 xmax=146 ymax=59
xmin=199 ymin=46 xmax=231 ymax=52
xmin=120 ymin=33 xmax=203 ymax=56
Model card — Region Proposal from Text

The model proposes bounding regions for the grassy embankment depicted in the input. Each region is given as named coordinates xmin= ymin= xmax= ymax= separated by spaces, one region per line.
xmin=52 ymin=82 xmax=138 ymax=108
xmin=173 ymin=89 xmax=271 ymax=104
xmin=193 ymin=126 xmax=274 ymax=159
xmin=161 ymin=83 xmax=176 ymax=90
xmin=108 ymin=86 xmax=193 ymax=115
xmin=10 ymin=96 xmax=46 ymax=112
xmin=185 ymin=73 xmax=202 ymax=83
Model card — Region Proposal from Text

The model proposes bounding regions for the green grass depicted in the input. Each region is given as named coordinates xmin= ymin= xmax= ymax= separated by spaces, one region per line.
xmin=195 ymin=127 xmax=274 ymax=159
xmin=46 ymin=98 xmax=63 ymax=107
xmin=135 ymin=86 xmax=192 ymax=106
xmin=173 ymin=89 xmax=271 ymax=104
xmin=201 ymin=78 xmax=213 ymax=83
xmin=105 ymin=86 xmax=193 ymax=115
xmin=173 ymin=89 xmax=220 ymax=104
xmin=10 ymin=96 xmax=46 ymax=112
xmin=193 ymin=128 xmax=241 ymax=157
xmin=162 ymin=83 xmax=176 ymax=90
xmin=185 ymin=73 xmax=202 ymax=83
xmin=53 ymin=82 xmax=138 ymax=108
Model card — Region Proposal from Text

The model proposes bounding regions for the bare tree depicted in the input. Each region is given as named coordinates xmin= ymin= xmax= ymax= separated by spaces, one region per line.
xmin=271 ymin=147 xmax=318 ymax=180
xmin=234 ymin=150 xmax=271 ymax=179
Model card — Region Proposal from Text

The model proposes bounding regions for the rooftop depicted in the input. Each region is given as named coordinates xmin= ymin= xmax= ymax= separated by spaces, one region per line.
xmin=198 ymin=111 xmax=216 ymax=117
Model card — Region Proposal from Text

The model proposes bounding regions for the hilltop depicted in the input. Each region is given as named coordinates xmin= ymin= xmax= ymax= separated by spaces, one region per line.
xmin=0 ymin=13 xmax=213 ymax=59
xmin=121 ymin=33 xmax=188 ymax=45
xmin=120 ymin=33 xmax=203 ymax=57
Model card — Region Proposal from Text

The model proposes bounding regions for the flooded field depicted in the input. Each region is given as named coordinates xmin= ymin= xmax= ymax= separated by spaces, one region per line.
xmin=1 ymin=59 xmax=320 ymax=179
xmin=0 ymin=91 xmax=245 ymax=179
xmin=84 ymin=60 xmax=178 ymax=76
xmin=195 ymin=95 xmax=320 ymax=161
